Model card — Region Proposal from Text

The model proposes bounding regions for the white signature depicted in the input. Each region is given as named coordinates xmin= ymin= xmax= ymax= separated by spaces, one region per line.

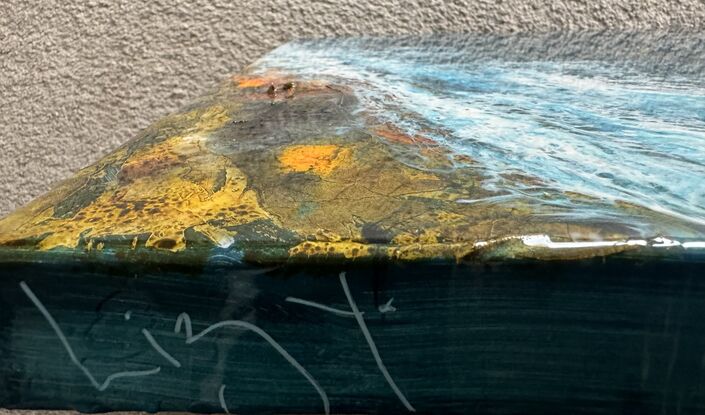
xmin=19 ymin=272 xmax=414 ymax=414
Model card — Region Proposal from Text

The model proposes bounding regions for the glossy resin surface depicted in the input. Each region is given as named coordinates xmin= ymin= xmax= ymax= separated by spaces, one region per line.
xmin=0 ymin=32 xmax=704 ymax=265
xmin=1 ymin=32 xmax=705 ymax=414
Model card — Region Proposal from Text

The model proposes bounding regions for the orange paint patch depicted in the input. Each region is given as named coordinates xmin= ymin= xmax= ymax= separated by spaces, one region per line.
xmin=233 ymin=75 xmax=283 ymax=88
xmin=375 ymin=125 xmax=437 ymax=146
xmin=453 ymin=153 xmax=476 ymax=164
xmin=278 ymin=144 xmax=352 ymax=176
xmin=118 ymin=142 xmax=182 ymax=183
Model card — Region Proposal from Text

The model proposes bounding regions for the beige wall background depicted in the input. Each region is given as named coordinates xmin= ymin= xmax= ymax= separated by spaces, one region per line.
xmin=2 ymin=0 xmax=705 ymax=216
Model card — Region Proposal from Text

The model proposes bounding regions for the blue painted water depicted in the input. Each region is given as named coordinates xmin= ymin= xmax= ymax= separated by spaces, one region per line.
xmin=256 ymin=37 xmax=705 ymax=233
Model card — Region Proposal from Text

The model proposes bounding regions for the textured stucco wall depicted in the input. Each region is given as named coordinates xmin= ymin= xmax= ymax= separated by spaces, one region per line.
xmin=2 ymin=1 xmax=705 ymax=216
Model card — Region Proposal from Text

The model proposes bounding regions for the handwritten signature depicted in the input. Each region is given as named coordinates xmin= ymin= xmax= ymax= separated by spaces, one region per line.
xmin=19 ymin=272 xmax=414 ymax=414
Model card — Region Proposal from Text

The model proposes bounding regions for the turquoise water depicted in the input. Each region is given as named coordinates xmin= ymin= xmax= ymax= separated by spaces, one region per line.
xmin=256 ymin=37 xmax=705 ymax=234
